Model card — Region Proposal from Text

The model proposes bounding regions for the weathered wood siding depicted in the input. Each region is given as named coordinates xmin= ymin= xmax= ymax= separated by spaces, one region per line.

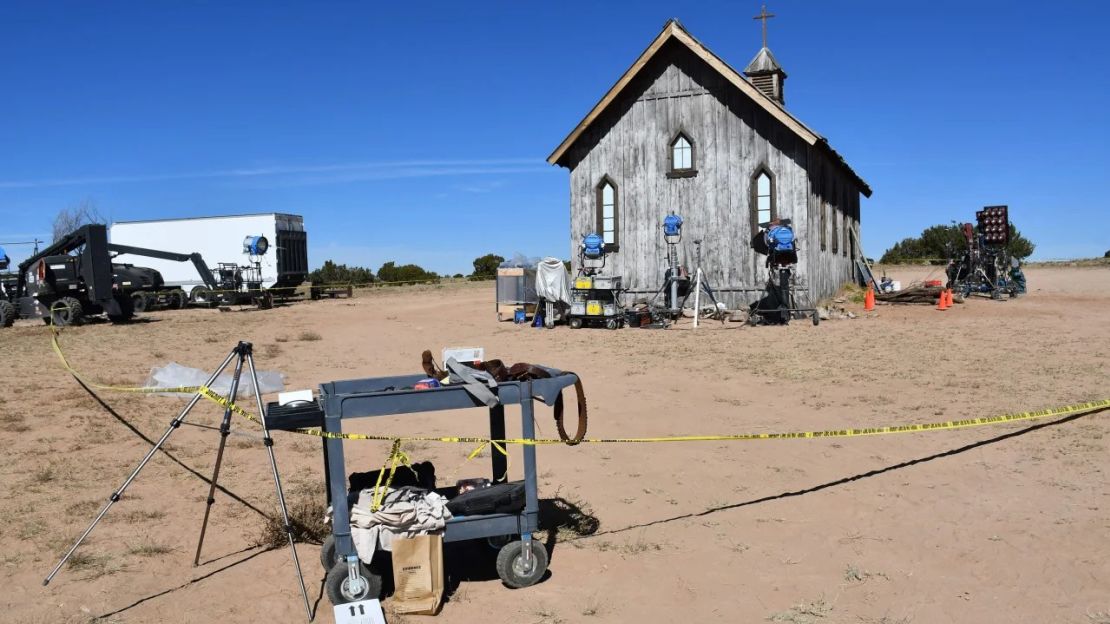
xmin=563 ymin=40 xmax=862 ymax=307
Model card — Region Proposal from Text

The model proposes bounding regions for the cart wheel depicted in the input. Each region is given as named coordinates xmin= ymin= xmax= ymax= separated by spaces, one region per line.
xmin=496 ymin=539 xmax=548 ymax=588
xmin=568 ymin=317 xmax=583 ymax=329
xmin=319 ymin=534 xmax=337 ymax=571
xmin=325 ymin=560 xmax=382 ymax=605
xmin=605 ymin=318 xmax=618 ymax=330
xmin=812 ymin=311 xmax=820 ymax=326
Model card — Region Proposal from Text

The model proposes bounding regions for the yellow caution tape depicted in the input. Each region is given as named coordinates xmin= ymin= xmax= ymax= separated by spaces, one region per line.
xmin=47 ymin=322 xmax=1110 ymax=447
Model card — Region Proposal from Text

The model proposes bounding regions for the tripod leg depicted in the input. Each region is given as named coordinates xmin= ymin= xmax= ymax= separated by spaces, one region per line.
xmin=699 ymin=277 xmax=724 ymax=323
xmin=245 ymin=349 xmax=312 ymax=621
xmin=43 ymin=346 xmax=240 ymax=586
xmin=193 ymin=346 xmax=247 ymax=566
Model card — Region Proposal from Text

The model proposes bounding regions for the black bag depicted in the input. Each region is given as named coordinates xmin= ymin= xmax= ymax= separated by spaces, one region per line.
xmin=348 ymin=461 xmax=437 ymax=494
xmin=446 ymin=481 xmax=525 ymax=516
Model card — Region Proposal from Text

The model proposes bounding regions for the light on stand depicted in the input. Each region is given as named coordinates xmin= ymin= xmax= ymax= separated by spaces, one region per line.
xmin=243 ymin=235 xmax=269 ymax=256
xmin=663 ymin=213 xmax=683 ymax=243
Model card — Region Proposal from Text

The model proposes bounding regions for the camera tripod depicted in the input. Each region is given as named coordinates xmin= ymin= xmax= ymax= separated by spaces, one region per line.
xmin=680 ymin=239 xmax=726 ymax=325
xmin=42 ymin=342 xmax=313 ymax=621
xmin=648 ymin=238 xmax=725 ymax=326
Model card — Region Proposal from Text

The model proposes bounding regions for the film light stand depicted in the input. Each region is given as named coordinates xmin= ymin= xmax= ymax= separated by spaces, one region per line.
xmin=681 ymin=239 xmax=726 ymax=327
xmin=42 ymin=341 xmax=313 ymax=621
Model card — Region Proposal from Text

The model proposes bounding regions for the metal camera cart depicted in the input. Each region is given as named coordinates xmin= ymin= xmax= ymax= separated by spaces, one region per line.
xmin=264 ymin=368 xmax=579 ymax=606
xmin=568 ymin=274 xmax=624 ymax=330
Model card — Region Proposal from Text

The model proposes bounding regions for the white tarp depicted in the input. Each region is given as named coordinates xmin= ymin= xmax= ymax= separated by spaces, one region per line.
xmin=143 ymin=362 xmax=285 ymax=397
xmin=535 ymin=257 xmax=571 ymax=305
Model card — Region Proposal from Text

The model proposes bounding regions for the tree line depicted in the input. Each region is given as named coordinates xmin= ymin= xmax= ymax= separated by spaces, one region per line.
xmin=308 ymin=254 xmax=512 ymax=285
xmin=881 ymin=222 xmax=1035 ymax=264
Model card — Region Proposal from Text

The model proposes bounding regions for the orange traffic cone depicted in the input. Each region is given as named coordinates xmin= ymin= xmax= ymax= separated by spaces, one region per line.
xmin=945 ymin=289 xmax=954 ymax=308
xmin=937 ymin=289 xmax=948 ymax=311
xmin=864 ymin=287 xmax=875 ymax=311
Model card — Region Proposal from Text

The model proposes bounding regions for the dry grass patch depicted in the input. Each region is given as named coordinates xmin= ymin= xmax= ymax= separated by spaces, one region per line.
xmin=844 ymin=563 xmax=889 ymax=584
xmin=256 ymin=482 xmax=328 ymax=548
xmin=768 ymin=598 xmax=833 ymax=624
xmin=107 ymin=508 xmax=167 ymax=524
xmin=297 ymin=331 xmax=322 ymax=342
xmin=66 ymin=550 xmax=123 ymax=579
xmin=17 ymin=518 xmax=47 ymax=540
xmin=126 ymin=539 xmax=174 ymax=557
xmin=66 ymin=500 xmax=103 ymax=516
xmin=0 ymin=412 xmax=31 ymax=433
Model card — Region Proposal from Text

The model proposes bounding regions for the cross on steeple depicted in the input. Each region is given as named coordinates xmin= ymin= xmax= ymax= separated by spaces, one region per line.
xmin=753 ymin=5 xmax=775 ymax=48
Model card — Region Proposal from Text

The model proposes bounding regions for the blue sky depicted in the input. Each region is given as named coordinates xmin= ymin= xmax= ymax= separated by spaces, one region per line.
xmin=1 ymin=1 xmax=1107 ymax=271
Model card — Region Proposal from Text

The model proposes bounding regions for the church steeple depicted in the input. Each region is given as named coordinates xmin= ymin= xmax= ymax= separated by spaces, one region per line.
xmin=744 ymin=5 xmax=787 ymax=105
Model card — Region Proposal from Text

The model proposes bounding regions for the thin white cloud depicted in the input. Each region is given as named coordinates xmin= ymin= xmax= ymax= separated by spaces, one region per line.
xmin=0 ymin=158 xmax=545 ymax=189
xmin=251 ymin=167 xmax=545 ymax=188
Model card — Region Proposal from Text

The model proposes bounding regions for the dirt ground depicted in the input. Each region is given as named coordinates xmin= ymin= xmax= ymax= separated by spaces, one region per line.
xmin=2 ymin=265 xmax=1109 ymax=624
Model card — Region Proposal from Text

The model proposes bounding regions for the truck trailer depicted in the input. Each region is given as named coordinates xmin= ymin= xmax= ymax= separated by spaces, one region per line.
xmin=109 ymin=213 xmax=309 ymax=299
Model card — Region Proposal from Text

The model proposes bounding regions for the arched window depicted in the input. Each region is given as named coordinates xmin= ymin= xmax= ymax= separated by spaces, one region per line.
xmin=666 ymin=131 xmax=697 ymax=178
xmin=596 ymin=178 xmax=618 ymax=248
xmin=820 ymin=198 xmax=828 ymax=251
xmin=844 ymin=213 xmax=851 ymax=258
xmin=750 ymin=168 xmax=775 ymax=234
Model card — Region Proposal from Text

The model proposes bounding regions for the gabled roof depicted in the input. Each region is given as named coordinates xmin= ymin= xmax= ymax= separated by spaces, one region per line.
xmin=547 ymin=19 xmax=871 ymax=197
xmin=744 ymin=47 xmax=784 ymax=75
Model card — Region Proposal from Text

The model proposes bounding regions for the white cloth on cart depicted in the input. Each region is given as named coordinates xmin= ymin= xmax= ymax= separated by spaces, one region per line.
xmin=349 ymin=486 xmax=452 ymax=563
xmin=535 ymin=257 xmax=571 ymax=305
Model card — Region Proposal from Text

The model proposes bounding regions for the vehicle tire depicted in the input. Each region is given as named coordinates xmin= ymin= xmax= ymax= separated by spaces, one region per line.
xmin=0 ymin=300 xmax=15 ymax=328
xmin=319 ymin=534 xmax=336 ymax=571
xmin=172 ymin=290 xmax=188 ymax=309
xmin=191 ymin=287 xmax=213 ymax=306
xmin=51 ymin=297 xmax=84 ymax=327
xmin=495 ymin=539 xmax=548 ymax=589
xmin=325 ymin=560 xmax=382 ymax=606
xmin=256 ymin=291 xmax=274 ymax=310
xmin=131 ymin=292 xmax=151 ymax=313
xmin=107 ymin=291 xmax=135 ymax=324
xmin=605 ymin=318 xmax=618 ymax=330
xmin=568 ymin=317 xmax=583 ymax=329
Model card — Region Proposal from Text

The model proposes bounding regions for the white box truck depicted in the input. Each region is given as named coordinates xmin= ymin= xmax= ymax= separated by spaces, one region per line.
xmin=110 ymin=213 xmax=309 ymax=299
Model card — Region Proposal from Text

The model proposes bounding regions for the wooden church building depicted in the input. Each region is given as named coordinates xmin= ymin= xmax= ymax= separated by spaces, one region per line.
xmin=548 ymin=18 xmax=871 ymax=308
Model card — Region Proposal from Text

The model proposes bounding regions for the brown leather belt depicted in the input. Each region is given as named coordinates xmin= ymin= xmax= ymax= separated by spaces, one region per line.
xmin=422 ymin=351 xmax=587 ymax=445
